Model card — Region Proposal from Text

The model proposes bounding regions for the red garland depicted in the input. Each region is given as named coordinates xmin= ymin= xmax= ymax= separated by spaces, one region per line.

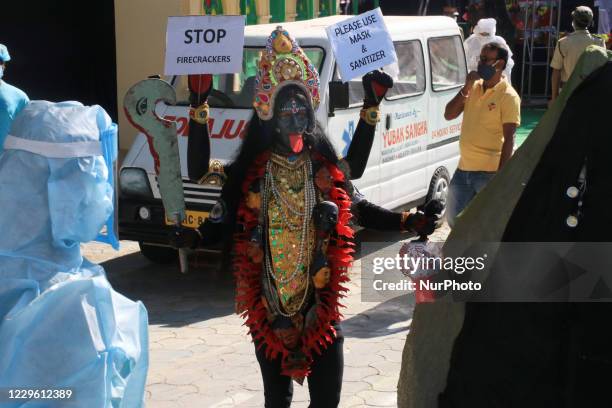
xmin=233 ymin=151 xmax=354 ymax=380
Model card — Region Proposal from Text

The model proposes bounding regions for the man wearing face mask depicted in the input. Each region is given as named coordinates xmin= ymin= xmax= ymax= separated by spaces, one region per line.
xmin=444 ymin=42 xmax=521 ymax=228
xmin=550 ymin=6 xmax=605 ymax=106
xmin=0 ymin=43 xmax=29 ymax=153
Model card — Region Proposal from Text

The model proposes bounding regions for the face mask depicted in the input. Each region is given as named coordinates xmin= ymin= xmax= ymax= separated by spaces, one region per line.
xmin=477 ymin=60 xmax=498 ymax=81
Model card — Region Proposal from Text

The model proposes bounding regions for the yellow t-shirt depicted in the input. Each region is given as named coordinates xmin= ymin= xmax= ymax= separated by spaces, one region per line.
xmin=550 ymin=30 xmax=605 ymax=82
xmin=458 ymin=79 xmax=521 ymax=172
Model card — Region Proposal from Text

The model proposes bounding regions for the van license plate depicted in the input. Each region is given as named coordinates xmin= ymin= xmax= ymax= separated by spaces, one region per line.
xmin=165 ymin=210 xmax=209 ymax=229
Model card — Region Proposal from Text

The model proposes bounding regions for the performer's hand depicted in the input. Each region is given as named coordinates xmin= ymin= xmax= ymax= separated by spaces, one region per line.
xmin=362 ymin=70 xmax=393 ymax=107
xmin=188 ymin=74 xmax=213 ymax=104
xmin=403 ymin=213 xmax=437 ymax=237
xmin=422 ymin=199 xmax=445 ymax=218
xmin=169 ymin=227 xmax=201 ymax=249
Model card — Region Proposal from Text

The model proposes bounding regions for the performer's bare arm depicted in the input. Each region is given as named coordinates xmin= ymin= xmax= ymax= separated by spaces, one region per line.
xmin=186 ymin=74 xmax=213 ymax=182
xmin=168 ymin=74 xmax=228 ymax=249
xmin=348 ymin=182 xmax=439 ymax=236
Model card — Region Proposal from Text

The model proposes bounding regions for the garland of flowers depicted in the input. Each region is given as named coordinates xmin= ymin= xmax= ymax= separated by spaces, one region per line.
xmin=233 ymin=150 xmax=354 ymax=380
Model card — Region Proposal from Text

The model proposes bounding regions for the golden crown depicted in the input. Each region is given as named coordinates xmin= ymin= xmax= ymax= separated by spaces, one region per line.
xmin=253 ymin=26 xmax=320 ymax=121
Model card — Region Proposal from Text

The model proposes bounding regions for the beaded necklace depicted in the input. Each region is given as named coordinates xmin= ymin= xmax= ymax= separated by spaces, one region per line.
xmin=262 ymin=153 xmax=316 ymax=317
xmin=233 ymin=150 xmax=353 ymax=381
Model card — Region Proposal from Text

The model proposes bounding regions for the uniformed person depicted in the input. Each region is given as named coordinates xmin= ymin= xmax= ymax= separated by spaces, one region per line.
xmin=550 ymin=6 xmax=605 ymax=105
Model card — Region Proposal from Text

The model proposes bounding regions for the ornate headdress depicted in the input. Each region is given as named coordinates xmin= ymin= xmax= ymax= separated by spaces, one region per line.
xmin=253 ymin=26 xmax=320 ymax=121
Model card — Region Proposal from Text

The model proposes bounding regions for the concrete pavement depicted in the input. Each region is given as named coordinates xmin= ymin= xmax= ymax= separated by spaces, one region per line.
xmin=83 ymin=224 xmax=450 ymax=407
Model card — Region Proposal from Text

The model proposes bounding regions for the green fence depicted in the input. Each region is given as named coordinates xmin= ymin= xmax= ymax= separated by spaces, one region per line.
xmin=202 ymin=0 xmax=383 ymax=25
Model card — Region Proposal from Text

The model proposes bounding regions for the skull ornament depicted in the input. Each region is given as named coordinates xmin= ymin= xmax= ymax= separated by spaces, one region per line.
xmin=313 ymin=201 xmax=339 ymax=233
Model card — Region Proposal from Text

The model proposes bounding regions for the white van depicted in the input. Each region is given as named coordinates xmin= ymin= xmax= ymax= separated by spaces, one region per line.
xmin=118 ymin=15 xmax=466 ymax=263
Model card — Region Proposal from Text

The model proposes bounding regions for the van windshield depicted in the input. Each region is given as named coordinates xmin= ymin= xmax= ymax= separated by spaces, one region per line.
xmin=173 ymin=47 xmax=325 ymax=108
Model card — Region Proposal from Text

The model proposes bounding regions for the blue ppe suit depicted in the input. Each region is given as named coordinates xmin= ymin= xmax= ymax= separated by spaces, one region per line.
xmin=0 ymin=101 xmax=148 ymax=408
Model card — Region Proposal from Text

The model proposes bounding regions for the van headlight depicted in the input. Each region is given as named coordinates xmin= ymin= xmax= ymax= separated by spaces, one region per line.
xmin=119 ymin=167 xmax=153 ymax=199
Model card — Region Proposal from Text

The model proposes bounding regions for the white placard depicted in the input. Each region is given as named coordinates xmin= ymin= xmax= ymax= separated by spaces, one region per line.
xmin=325 ymin=8 xmax=397 ymax=82
xmin=164 ymin=15 xmax=245 ymax=75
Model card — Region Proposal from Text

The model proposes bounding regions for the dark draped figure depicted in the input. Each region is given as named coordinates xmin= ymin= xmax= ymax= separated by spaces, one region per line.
xmin=440 ymin=61 xmax=612 ymax=407
xmin=397 ymin=48 xmax=612 ymax=408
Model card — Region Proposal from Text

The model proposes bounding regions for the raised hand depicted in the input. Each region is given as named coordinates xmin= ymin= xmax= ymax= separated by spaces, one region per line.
xmin=362 ymin=70 xmax=394 ymax=107
xmin=188 ymin=74 xmax=213 ymax=105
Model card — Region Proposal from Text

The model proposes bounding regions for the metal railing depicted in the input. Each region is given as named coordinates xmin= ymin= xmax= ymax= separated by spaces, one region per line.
xmin=520 ymin=0 xmax=562 ymax=105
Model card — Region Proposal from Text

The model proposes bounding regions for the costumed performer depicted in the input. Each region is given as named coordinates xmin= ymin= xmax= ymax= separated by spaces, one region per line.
xmin=171 ymin=26 xmax=439 ymax=407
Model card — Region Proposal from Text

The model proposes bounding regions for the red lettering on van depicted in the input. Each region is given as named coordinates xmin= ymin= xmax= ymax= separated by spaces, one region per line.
xmin=176 ymin=117 xmax=188 ymax=135
xmin=211 ymin=119 xmax=249 ymax=139
xmin=432 ymin=122 xmax=460 ymax=139
xmin=162 ymin=116 xmax=250 ymax=139
xmin=223 ymin=120 xmax=235 ymax=138
xmin=449 ymin=122 xmax=462 ymax=134
xmin=224 ymin=120 xmax=247 ymax=139
xmin=211 ymin=119 xmax=230 ymax=139
xmin=384 ymin=121 xmax=428 ymax=147
xmin=233 ymin=120 xmax=247 ymax=139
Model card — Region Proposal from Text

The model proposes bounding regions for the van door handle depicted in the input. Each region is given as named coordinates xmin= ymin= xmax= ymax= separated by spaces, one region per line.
xmin=385 ymin=114 xmax=391 ymax=130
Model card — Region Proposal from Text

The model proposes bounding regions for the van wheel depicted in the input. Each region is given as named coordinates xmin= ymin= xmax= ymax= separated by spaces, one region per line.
xmin=139 ymin=242 xmax=178 ymax=264
xmin=425 ymin=167 xmax=450 ymax=227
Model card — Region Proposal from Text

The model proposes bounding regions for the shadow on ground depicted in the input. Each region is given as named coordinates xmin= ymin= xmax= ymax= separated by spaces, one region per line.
xmin=103 ymin=251 xmax=234 ymax=328
xmin=343 ymin=294 xmax=416 ymax=338
xmin=103 ymin=226 xmax=424 ymax=331
xmin=104 ymin=248 xmax=416 ymax=335
xmin=354 ymin=228 xmax=416 ymax=259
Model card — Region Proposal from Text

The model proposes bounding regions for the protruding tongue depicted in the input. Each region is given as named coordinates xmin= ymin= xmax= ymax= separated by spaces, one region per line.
xmin=289 ymin=133 xmax=303 ymax=153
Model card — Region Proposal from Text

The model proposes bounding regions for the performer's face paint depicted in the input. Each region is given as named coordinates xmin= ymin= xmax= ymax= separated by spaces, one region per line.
xmin=273 ymin=88 xmax=312 ymax=155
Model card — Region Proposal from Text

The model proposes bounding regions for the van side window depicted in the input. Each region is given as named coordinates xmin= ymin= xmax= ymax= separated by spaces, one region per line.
xmin=332 ymin=66 xmax=365 ymax=107
xmin=385 ymin=40 xmax=425 ymax=99
xmin=332 ymin=40 xmax=425 ymax=106
xmin=428 ymin=36 xmax=467 ymax=92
